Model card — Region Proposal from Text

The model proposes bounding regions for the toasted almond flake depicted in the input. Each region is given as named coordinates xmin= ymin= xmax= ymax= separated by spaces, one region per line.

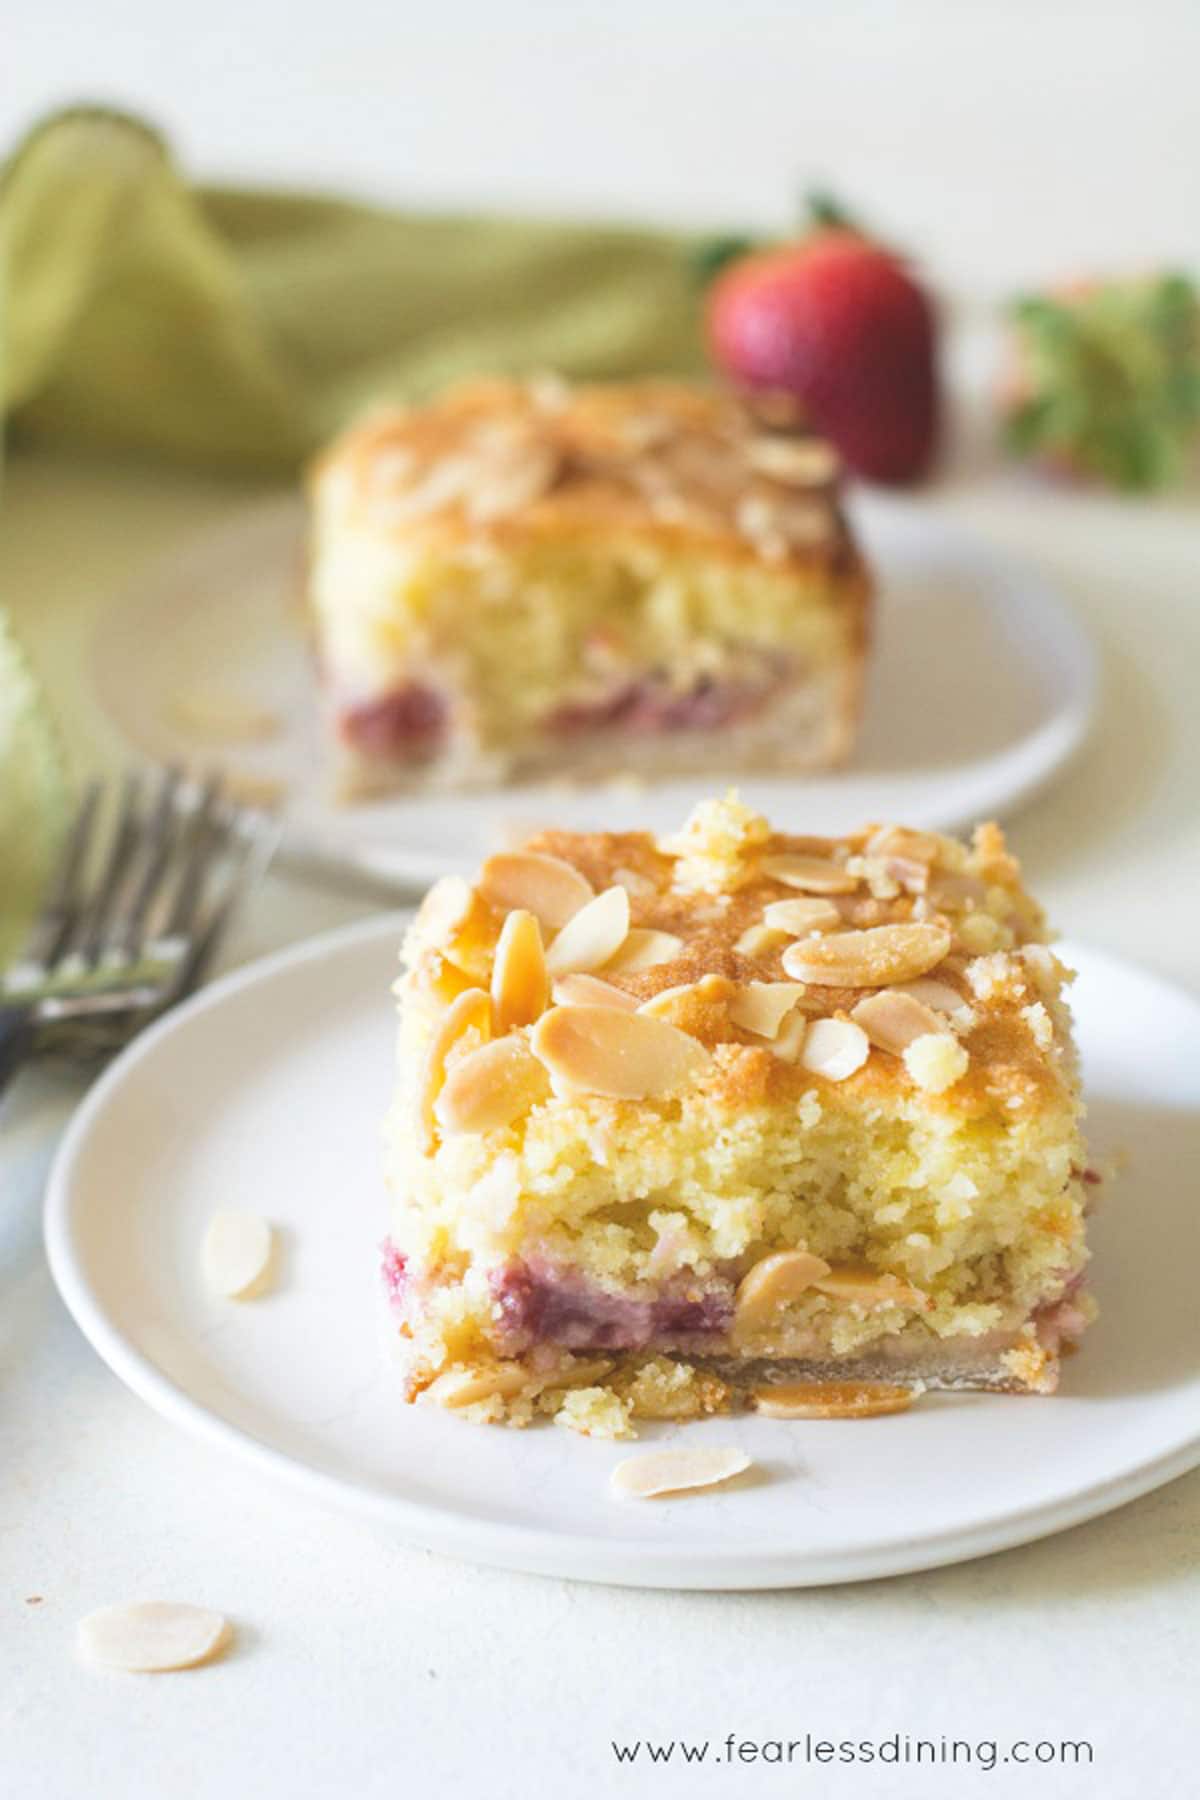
xmin=783 ymin=923 xmax=952 ymax=988
xmin=414 ymin=874 xmax=477 ymax=946
xmin=531 ymin=1004 xmax=711 ymax=1100
xmin=611 ymin=865 xmax=656 ymax=898
xmin=387 ymin=453 xmax=477 ymax=519
xmin=610 ymin=1447 xmax=751 ymax=1499
xmin=603 ymin=927 xmax=684 ymax=975
xmin=729 ymin=981 xmax=807 ymax=1039
xmin=417 ymin=987 xmax=492 ymax=1150
xmin=490 ymin=909 xmax=547 ymax=1031
xmin=434 ymin=1035 xmax=551 ymax=1135
xmin=762 ymin=897 xmax=842 ymax=936
xmin=746 ymin=436 xmax=840 ymax=485
xmin=551 ymin=973 xmax=638 ymax=1010
xmin=865 ymin=825 xmax=942 ymax=865
xmin=754 ymin=1381 xmax=916 ymax=1420
xmin=77 ymin=1602 xmax=230 ymax=1673
xmin=814 ymin=1266 xmax=930 ymax=1310
xmin=893 ymin=977 xmax=969 ymax=1015
xmin=545 ymin=885 xmax=630 ymax=978
xmin=477 ymin=851 xmax=594 ymax=930
xmin=732 ymin=1249 xmax=833 ymax=1340
xmin=760 ymin=853 xmax=859 ymax=895
xmin=734 ymin=922 xmax=789 ymax=957
xmin=426 ymin=1363 xmax=529 ymax=1407
xmin=798 ymin=1017 xmax=870 ymax=1080
xmin=466 ymin=441 xmax=561 ymax=523
xmin=770 ymin=1008 xmax=810 ymax=1063
xmin=903 ymin=1032 xmax=970 ymax=1094
xmin=201 ymin=1212 xmax=273 ymax=1299
xmin=851 ymin=990 xmax=948 ymax=1055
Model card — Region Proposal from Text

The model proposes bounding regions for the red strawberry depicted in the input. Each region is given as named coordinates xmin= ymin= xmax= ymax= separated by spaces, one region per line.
xmin=705 ymin=214 xmax=940 ymax=484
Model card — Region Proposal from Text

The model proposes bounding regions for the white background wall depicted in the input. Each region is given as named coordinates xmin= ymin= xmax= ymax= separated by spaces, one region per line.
xmin=8 ymin=0 xmax=1200 ymax=295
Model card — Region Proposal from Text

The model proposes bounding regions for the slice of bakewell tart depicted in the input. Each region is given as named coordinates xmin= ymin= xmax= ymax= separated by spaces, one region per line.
xmin=381 ymin=794 xmax=1097 ymax=1436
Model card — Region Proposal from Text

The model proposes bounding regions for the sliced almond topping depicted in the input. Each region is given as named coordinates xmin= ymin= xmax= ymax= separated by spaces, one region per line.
xmin=734 ymin=922 xmax=788 ymax=958
xmin=491 ymin=909 xmax=547 ymax=1032
xmin=77 ymin=1602 xmax=230 ymax=1673
xmin=770 ymin=1008 xmax=810 ymax=1063
xmin=814 ymin=1265 xmax=930 ymax=1310
xmin=760 ymin=853 xmax=859 ymax=895
xmin=729 ymin=982 xmax=807 ymax=1040
xmin=551 ymin=973 xmax=638 ymax=1010
xmin=544 ymin=885 xmax=630 ymax=978
xmin=477 ymin=851 xmax=593 ymax=931
xmin=603 ymin=927 xmax=684 ymax=975
xmin=782 ymin=923 xmax=952 ymax=988
xmin=610 ymin=1447 xmax=751 ymax=1499
xmin=414 ymin=874 xmax=477 ymax=945
xmin=425 ymin=1363 xmax=529 ymax=1407
xmin=416 ymin=986 xmax=493 ymax=1150
xmin=851 ymin=990 xmax=947 ymax=1056
xmin=635 ymin=974 xmax=735 ymax=1023
xmin=894 ymin=977 xmax=971 ymax=1016
xmin=531 ymin=1004 xmax=711 ymax=1100
xmin=732 ymin=1249 xmax=833 ymax=1340
xmin=754 ymin=1381 xmax=916 ymax=1420
xmin=865 ymin=825 xmax=943 ymax=865
xmin=799 ymin=1017 xmax=870 ymax=1081
xmin=434 ymin=1035 xmax=551 ymax=1135
xmin=762 ymin=897 xmax=842 ymax=936
xmin=201 ymin=1212 xmax=274 ymax=1300
xmin=466 ymin=441 xmax=560 ymax=523
xmin=746 ymin=436 xmax=840 ymax=486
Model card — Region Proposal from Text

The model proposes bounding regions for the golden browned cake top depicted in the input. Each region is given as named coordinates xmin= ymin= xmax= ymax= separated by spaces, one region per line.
xmin=312 ymin=376 xmax=859 ymax=572
xmin=403 ymin=796 xmax=1078 ymax=1126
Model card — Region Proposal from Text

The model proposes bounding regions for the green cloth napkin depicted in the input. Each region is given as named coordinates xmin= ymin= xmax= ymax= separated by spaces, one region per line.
xmin=2 ymin=106 xmax=708 ymax=474
xmin=0 ymin=104 xmax=710 ymax=958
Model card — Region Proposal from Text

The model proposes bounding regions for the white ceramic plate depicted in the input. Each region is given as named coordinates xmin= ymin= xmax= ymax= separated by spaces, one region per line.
xmin=92 ymin=496 xmax=1096 ymax=891
xmin=45 ymin=917 xmax=1200 ymax=1589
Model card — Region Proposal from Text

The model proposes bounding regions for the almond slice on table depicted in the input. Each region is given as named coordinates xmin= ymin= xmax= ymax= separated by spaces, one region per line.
xmin=476 ymin=852 xmax=593 ymax=930
xmin=417 ymin=986 xmax=493 ymax=1150
xmin=799 ymin=1018 xmax=870 ymax=1081
xmin=813 ymin=1266 xmax=930 ymax=1310
xmin=545 ymin=885 xmax=630 ymax=978
xmin=201 ymin=1212 xmax=273 ymax=1299
xmin=491 ymin=909 xmax=547 ymax=1031
xmin=531 ymin=1004 xmax=711 ymax=1100
xmin=729 ymin=982 xmax=808 ymax=1040
xmin=754 ymin=1381 xmax=916 ymax=1420
xmin=434 ymin=1036 xmax=551 ymax=1135
xmin=610 ymin=1447 xmax=752 ymax=1499
xmin=760 ymin=853 xmax=859 ymax=895
xmin=551 ymin=972 xmax=638 ymax=1010
xmin=732 ymin=1249 xmax=833 ymax=1339
xmin=850 ymin=989 xmax=948 ymax=1055
xmin=762 ymin=897 xmax=843 ymax=936
xmin=603 ymin=928 xmax=685 ymax=975
xmin=782 ymin=923 xmax=952 ymax=988
xmin=77 ymin=1602 xmax=231 ymax=1673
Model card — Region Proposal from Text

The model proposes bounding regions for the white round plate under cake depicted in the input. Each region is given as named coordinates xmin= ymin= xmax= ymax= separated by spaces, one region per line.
xmin=91 ymin=493 xmax=1097 ymax=892
xmin=46 ymin=916 xmax=1200 ymax=1590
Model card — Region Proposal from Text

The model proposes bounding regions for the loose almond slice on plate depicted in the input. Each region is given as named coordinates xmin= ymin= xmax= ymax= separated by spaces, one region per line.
xmin=610 ymin=1447 xmax=752 ymax=1499
xmin=201 ymin=1211 xmax=273 ymax=1299
xmin=77 ymin=1602 xmax=231 ymax=1672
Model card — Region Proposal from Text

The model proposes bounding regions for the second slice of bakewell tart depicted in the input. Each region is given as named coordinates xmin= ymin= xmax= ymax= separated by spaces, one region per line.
xmin=383 ymin=795 xmax=1096 ymax=1436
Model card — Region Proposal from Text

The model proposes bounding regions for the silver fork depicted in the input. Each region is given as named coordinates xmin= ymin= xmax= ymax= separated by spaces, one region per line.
xmin=0 ymin=767 xmax=279 ymax=1097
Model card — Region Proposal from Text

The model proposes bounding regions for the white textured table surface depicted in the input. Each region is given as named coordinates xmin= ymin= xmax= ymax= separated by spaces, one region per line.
xmin=6 ymin=6 xmax=1200 ymax=1795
